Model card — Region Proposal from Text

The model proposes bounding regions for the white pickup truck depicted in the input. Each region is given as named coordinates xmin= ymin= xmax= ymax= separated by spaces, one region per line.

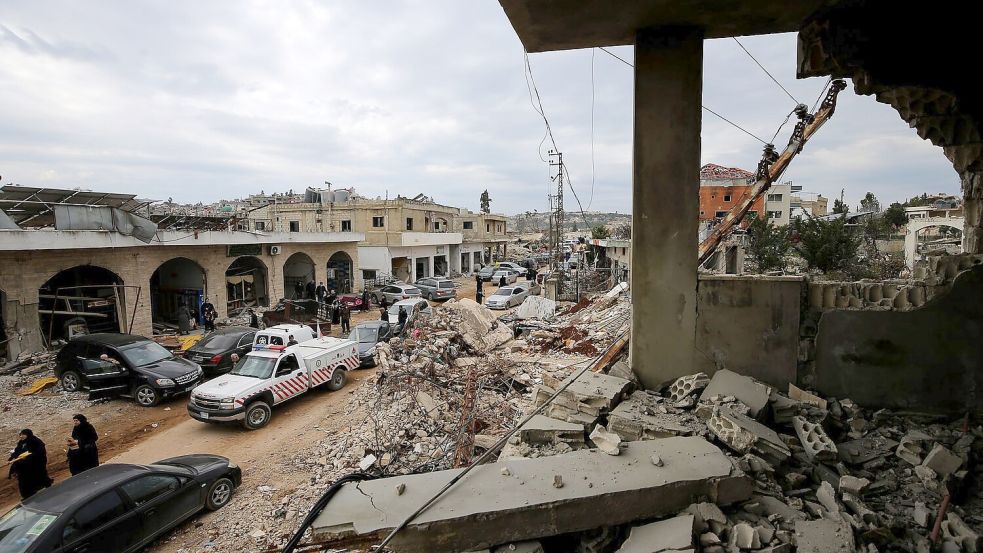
xmin=187 ymin=336 xmax=359 ymax=430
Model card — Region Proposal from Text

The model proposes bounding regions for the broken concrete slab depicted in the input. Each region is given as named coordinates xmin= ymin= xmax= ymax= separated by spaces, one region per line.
xmin=617 ymin=514 xmax=695 ymax=553
xmin=941 ymin=512 xmax=980 ymax=553
xmin=700 ymin=369 xmax=772 ymax=418
xmin=540 ymin=371 xmax=633 ymax=417
xmin=312 ymin=437 xmax=752 ymax=552
xmin=769 ymin=392 xmax=802 ymax=425
xmin=707 ymin=407 xmax=790 ymax=465
xmin=788 ymin=383 xmax=828 ymax=410
xmin=515 ymin=296 xmax=557 ymax=320
xmin=608 ymin=360 xmax=639 ymax=384
xmin=519 ymin=415 xmax=585 ymax=446
xmin=794 ymin=519 xmax=855 ymax=553
xmin=792 ymin=416 xmax=838 ymax=462
xmin=837 ymin=435 xmax=898 ymax=465
xmin=922 ymin=443 xmax=963 ymax=477
xmin=742 ymin=495 xmax=808 ymax=523
xmin=896 ymin=432 xmax=929 ymax=466
xmin=607 ymin=391 xmax=705 ymax=441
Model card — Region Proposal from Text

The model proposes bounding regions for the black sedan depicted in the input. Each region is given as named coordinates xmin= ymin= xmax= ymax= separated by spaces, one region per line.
xmin=0 ymin=455 xmax=241 ymax=553
xmin=55 ymin=334 xmax=203 ymax=407
xmin=182 ymin=326 xmax=256 ymax=376
xmin=349 ymin=320 xmax=395 ymax=367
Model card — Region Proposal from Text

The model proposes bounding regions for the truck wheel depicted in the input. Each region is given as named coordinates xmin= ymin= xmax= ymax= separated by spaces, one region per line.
xmin=60 ymin=370 xmax=82 ymax=392
xmin=133 ymin=384 xmax=160 ymax=407
xmin=326 ymin=368 xmax=347 ymax=391
xmin=205 ymin=477 xmax=236 ymax=510
xmin=242 ymin=401 xmax=271 ymax=430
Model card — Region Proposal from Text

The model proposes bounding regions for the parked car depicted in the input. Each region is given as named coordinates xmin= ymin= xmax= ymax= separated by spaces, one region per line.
xmin=349 ymin=320 xmax=395 ymax=367
xmin=56 ymin=334 xmax=203 ymax=407
xmin=477 ymin=265 xmax=497 ymax=282
xmin=491 ymin=270 xmax=518 ymax=285
xmin=387 ymin=298 xmax=431 ymax=332
xmin=0 ymin=455 xmax=241 ymax=553
xmin=182 ymin=327 xmax=256 ymax=376
xmin=262 ymin=299 xmax=330 ymax=333
xmin=514 ymin=280 xmax=542 ymax=296
xmin=414 ymin=277 xmax=458 ymax=301
xmin=337 ymin=293 xmax=364 ymax=309
xmin=495 ymin=262 xmax=528 ymax=276
xmin=485 ymin=286 xmax=529 ymax=309
xmin=372 ymin=283 xmax=423 ymax=305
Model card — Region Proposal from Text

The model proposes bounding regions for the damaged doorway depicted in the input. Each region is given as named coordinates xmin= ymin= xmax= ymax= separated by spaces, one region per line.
xmin=226 ymin=256 xmax=269 ymax=316
xmin=327 ymin=251 xmax=353 ymax=293
xmin=433 ymin=255 xmax=448 ymax=277
xmin=39 ymin=265 xmax=126 ymax=343
xmin=283 ymin=252 xmax=315 ymax=299
xmin=150 ymin=257 xmax=206 ymax=331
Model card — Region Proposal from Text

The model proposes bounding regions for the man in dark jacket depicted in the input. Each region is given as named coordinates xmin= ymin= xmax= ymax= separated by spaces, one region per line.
xmin=397 ymin=306 xmax=408 ymax=329
xmin=8 ymin=429 xmax=53 ymax=499
xmin=315 ymin=282 xmax=327 ymax=303
xmin=361 ymin=289 xmax=371 ymax=312
xmin=340 ymin=305 xmax=351 ymax=333
xmin=499 ymin=274 xmax=507 ymax=287
xmin=380 ymin=307 xmax=389 ymax=322
xmin=305 ymin=280 xmax=316 ymax=300
xmin=294 ymin=281 xmax=303 ymax=299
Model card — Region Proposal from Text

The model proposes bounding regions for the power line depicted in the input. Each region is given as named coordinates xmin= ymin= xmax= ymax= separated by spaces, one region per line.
xmin=594 ymin=47 xmax=769 ymax=146
xmin=732 ymin=37 xmax=800 ymax=105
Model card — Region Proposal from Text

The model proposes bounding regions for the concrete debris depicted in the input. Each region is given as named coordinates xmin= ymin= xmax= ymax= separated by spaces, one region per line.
xmin=358 ymin=453 xmax=377 ymax=471
xmin=793 ymin=416 xmax=839 ymax=462
xmin=941 ymin=513 xmax=980 ymax=553
xmin=515 ymin=296 xmax=557 ymax=320
xmin=492 ymin=541 xmax=545 ymax=553
xmin=312 ymin=437 xmax=752 ymax=552
xmin=607 ymin=391 xmax=705 ymax=441
xmin=668 ymin=372 xmax=710 ymax=403
xmin=608 ymin=360 xmax=639 ymax=384
xmin=541 ymin=370 xmax=634 ymax=417
xmin=707 ymin=407 xmax=790 ymax=465
xmin=519 ymin=415 xmax=585 ymax=446
xmin=589 ymin=425 xmax=622 ymax=456
xmin=838 ymin=475 xmax=871 ymax=496
xmin=922 ymin=443 xmax=964 ymax=477
xmin=912 ymin=502 xmax=931 ymax=527
xmin=795 ymin=519 xmax=855 ymax=553
xmin=788 ymin=383 xmax=829 ymax=410
xmin=730 ymin=522 xmax=761 ymax=550
xmin=896 ymin=431 xmax=932 ymax=466
xmin=617 ymin=514 xmax=695 ymax=553
xmin=700 ymin=369 xmax=772 ymax=419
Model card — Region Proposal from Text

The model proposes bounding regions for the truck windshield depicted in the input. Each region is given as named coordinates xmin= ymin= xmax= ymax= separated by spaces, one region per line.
xmin=230 ymin=356 xmax=276 ymax=379
xmin=119 ymin=342 xmax=172 ymax=366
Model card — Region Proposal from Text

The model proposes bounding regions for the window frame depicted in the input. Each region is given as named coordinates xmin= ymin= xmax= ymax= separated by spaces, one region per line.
xmin=61 ymin=489 xmax=129 ymax=545
xmin=288 ymin=221 xmax=300 ymax=233
xmin=371 ymin=216 xmax=384 ymax=228
xmin=341 ymin=220 xmax=352 ymax=232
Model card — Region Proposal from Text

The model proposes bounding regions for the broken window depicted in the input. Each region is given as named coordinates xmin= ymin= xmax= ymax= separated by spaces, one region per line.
xmin=289 ymin=221 xmax=300 ymax=232
xmin=254 ymin=221 xmax=266 ymax=231
xmin=372 ymin=216 xmax=384 ymax=228
xmin=341 ymin=220 xmax=352 ymax=232
xmin=715 ymin=211 xmax=727 ymax=218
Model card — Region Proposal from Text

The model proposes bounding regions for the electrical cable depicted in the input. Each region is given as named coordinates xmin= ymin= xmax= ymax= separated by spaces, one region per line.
xmin=281 ymin=472 xmax=372 ymax=553
xmin=598 ymin=46 xmax=633 ymax=68
xmin=732 ymin=37 xmax=800 ymax=105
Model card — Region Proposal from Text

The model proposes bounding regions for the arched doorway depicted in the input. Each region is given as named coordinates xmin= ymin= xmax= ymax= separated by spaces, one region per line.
xmin=39 ymin=265 xmax=125 ymax=342
xmin=905 ymin=219 xmax=965 ymax=268
xmin=327 ymin=251 xmax=353 ymax=293
xmin=226 ymin=256 xmax=269 ymax=315
xmin=150 ymin=258 xmax=206 ymax=329
xmin=283 ymin=252 xmax=315 ymax=299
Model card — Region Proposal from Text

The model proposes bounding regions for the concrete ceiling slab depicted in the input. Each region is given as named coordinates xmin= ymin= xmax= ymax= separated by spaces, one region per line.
xmin=498 ymin=0 xmax=838 ymax=52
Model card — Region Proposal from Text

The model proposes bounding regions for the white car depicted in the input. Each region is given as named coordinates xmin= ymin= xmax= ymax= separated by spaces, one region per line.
xmin=491 ymin=270 xmax=517 ymax=285
xmin=495 ymin=262 xmax=528 ymax=276
xmin=485 ymin=286 xmax=529 ymax=309
xmin=387 ymin=298 xmax=432 ymax=331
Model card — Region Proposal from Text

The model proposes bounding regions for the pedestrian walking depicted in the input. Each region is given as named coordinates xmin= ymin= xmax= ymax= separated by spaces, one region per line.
xmin=380 ymin=307 xmax=389 ymax=322
xmin=177 ymin=302 xmax=192 ymax=335
xmin=340 ymin=305 xmax=351 ymax=333
xmin=248 ymin=308 xmax=259 ymax=329
xmin=67 ymin=414 xmax=99 ymax=475
xmin=8 ymin=429 xmax=52 ymax=499
xmin=397 ymin=306 xmax=408 ymax=329
xmin=499 ymin=274 xmax=507 ymax=288
xmin=201 ymin=297 xmax=216 ymax=332
xmin=361 ymin=289 xmax=370 ymax=312
xmin=315 ymin=282 xmax=327 ymax=303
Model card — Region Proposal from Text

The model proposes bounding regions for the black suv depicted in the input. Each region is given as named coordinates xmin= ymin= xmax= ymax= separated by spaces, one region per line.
xmin=56 ymin=334 xmax=203 ymax=407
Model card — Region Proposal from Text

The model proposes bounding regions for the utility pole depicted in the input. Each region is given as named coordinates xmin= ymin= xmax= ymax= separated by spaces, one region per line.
xmin=548 ymin=150 xmax=564 ymax=267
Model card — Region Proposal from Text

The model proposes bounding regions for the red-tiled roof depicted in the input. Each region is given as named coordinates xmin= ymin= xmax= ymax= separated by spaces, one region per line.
xmin=700 ymin=163 xmax=754 ymax=180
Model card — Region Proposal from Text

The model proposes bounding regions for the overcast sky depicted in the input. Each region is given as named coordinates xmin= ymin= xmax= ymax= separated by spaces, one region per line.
xmin=0 ymin=1 xmax=960 ymax=215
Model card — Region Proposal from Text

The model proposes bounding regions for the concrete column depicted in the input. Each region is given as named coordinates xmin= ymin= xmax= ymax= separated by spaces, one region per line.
xmin=629 ymin=27 xmax=704 ymax=390
xmin=427 ymin=256 xmax=434 ymax=278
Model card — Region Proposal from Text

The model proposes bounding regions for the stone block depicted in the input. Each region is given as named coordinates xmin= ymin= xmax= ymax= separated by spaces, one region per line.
xmin=922 ymin=444 xmax=963 ymax=477
xmin=792 ymin=416 xmax=838 ymax=462
xmin=707 ymin=407 xmax=790 ymax=465
xmin=700 ymin=369 xmax=772 ymax=419
xmin=589 ymin=425 xmax=622 ymax=456
xmin=617 ymin=514 xmax=695 ymax=553
xmin=668 ymin=372 xmax=710 ymax=403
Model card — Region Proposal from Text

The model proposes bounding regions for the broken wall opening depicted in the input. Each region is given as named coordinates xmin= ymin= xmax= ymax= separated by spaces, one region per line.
xmin=916 ymin=224 xmax=963 ymax=257
xmin=433 ymin=254 xmax=448 ymax=277
xmin=283 ymin=252 xmax=315 ymax=299
xmin=150 ymin=257 xmax=205 ymax=328
xmin=39 ymin=265 xmax=125 ymax=343
xmin=327 ymin=251 xmax=353 ymax=293
xmin=226 ymin=256 xmax=269 ymax=315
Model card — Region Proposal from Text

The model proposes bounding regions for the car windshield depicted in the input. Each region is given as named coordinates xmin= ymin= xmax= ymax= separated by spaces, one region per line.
xmin=230 ymin=356 xmax=276 ymax=379
xmin=119 ymin=341 xmax=172 ymax=366
xmin=350 ymin=326 xmax=380 ymax=343
xmin=492 ymin=290 xmax=511 ymax=298
xmin=0 ymin=506 xmax=57 ymax=553
xmin=195 ymin=333 xmax=240 ymax=352
xmin=438 ymin=281 xmax=454 ymax=289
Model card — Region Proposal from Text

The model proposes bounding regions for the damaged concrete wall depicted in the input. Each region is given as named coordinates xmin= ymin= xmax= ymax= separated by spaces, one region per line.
xmin=695 ymin=275 xmax=803 ymax=390
xmin=813 ymin=265 xmax=983 ymax=413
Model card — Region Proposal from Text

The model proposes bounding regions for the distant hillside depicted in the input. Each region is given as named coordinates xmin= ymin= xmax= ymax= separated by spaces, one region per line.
xmin=509 ymin=211 xmax=631 ymax=234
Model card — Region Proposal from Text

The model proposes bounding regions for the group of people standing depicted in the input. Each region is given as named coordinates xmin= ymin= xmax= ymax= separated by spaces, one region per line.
xmin=7 ymin=415 xmax=99 ymax=500
xmin=176 ymin=297 xmax=217 ymax=336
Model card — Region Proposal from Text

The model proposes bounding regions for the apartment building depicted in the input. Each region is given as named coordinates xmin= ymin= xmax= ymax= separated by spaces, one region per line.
xmin=698 ymin=163 xmax=763 ymax=228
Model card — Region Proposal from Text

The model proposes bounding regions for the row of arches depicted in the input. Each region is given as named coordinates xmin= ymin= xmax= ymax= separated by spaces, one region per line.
xmin=37 ymin=251 xmax=354 ymax=341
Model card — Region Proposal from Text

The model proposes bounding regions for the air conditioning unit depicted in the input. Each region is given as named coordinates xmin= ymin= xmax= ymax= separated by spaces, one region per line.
xmin=270 ymin=245 xmax=282 ymax=255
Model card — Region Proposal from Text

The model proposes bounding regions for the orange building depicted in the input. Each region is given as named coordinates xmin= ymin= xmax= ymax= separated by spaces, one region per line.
xmin=698 ymin=163 xmax=764 ymax=227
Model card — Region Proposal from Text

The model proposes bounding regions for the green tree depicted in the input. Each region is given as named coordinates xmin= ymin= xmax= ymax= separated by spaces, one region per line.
xmin=860 ymin=192 xmax=880 ymax=213
xmin=883 ymin=202 xmax=907 ymax=229
xmin=746 ymin=215 xmax=791 ymax=272
xmin=792 ymin=215 xmax=860 ymax=273
xmin=591 ymin=225 xmax=611 ymax=239
xmin=832 ymin=198 xmax=849 ymax=214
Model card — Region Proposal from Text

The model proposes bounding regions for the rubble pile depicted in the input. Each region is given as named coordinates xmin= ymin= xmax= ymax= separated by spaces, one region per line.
xmin=521 ymin=292 xmax=631 ymax=356
xmin=0 ymin=351 xmax=91 ymax=435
